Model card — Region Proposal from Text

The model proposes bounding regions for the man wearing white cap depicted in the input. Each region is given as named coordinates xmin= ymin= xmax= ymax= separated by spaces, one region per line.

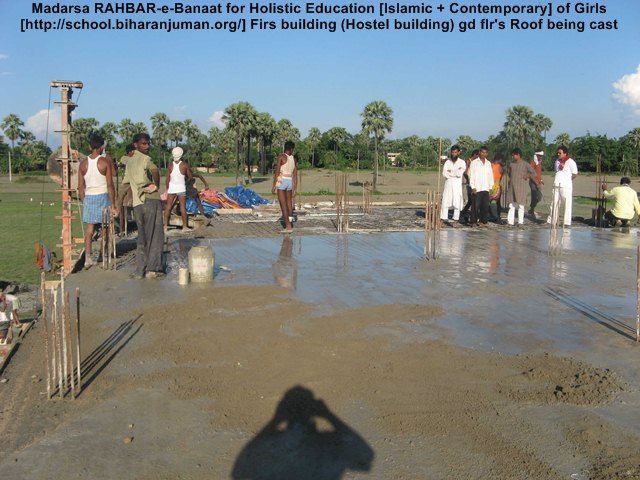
xmin=164 ymin=146 xmax=195 ymax=232
xmin=528 ymin=150 xmax=545 ymax=217
xmin=440 ymin=145 xmax=466 ymax=227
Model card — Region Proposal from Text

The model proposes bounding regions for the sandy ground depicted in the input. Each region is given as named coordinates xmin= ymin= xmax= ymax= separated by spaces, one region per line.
xmin=1 ymin=170 xmax=640 ymax=479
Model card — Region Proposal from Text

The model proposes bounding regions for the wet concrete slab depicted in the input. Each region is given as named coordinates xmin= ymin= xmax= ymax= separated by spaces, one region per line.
xmin=165 ymin=228 xmax=640 ymax=382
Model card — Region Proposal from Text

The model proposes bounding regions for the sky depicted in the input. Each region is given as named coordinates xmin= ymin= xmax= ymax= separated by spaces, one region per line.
xmin=1 ymin=0 xmax=639 ymax=146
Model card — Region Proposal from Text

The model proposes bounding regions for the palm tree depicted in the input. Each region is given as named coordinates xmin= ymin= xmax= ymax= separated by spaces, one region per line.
xmin=275 ymin=118 xmax=300 ymax=153
xmin=255 ymin=112 xmax=277 ymax=174
xmin=503 ymin=105 xmax=535 ymax=148
xmin=99 ymin=122 xmax=119 ymax=150
xmin=1 ymin=114 xmax=25 ymax=180
xmin=532 ymin=113 xmax=553 ymax=144
xmin=625 ymin=128 xmax=640 ymax=171
xmin=168 ymin=120 xmax=184 ymax=147
xmin=151 ymin=112 xmax=170 ymax=150
xmin=20 ymin=140 xmax=51 ymax=171
xmin=361 ymin=100 xmax=393 ymax=190
xmin=118 ymin=118 xmax=137 ymax=144
xmin=223 ymin=101 xmax=257 ymax=185
xmin=208 ymin=126 xmax=236 ymax=170
xmin=243 ymin=107 xmax=258 ymax=183
xmin=70 ymin=117 xmax=99 ymax=151
xmin=182 ymin=119 xmax=201 ymax=145
xmin=554 ymin=133 xmax=571 ymax=148
xmin=455 ymin=135 xmax=481 ymax=159
xmin=306 ymin=127 xmax=322 ymax=167
xmin=187 ymin=132 xmax=211 ymax=167
xmin=19 ymin=131 xmax=36 ymax=146
xmin=327 ymin=127 xmax=348 ymax=169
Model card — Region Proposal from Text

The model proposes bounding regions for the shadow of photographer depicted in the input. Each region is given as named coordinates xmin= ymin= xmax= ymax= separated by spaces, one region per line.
xmin=232 ymin=385 xmax=374 ymax=479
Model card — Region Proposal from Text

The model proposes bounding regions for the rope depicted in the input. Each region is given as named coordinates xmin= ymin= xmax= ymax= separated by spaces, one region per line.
xmin=39 ymin=86 xmax=53 ymax=243
xmin=65 ymin=103 xmax=85 ymax=240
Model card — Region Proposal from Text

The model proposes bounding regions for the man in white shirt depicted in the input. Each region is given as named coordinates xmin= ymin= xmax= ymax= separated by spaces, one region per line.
xmin=548 ymin=145 xmax=578 ymax=227
xmin=469 ymin=146 xmax=494 ymax=227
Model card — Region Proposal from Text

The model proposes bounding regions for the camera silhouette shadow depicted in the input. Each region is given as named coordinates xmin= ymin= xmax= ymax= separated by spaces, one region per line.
xmin=232 ymin=385 xmax=374 ymax=480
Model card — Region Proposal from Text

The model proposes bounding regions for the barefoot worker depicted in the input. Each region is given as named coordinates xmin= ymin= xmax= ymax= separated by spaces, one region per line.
xmin=163 ymin=146 xmax=195 ymax=232
xmin=121 ymin=133 xmax=165 ymax=279
xmin=77 ymin=134 xmax=116 ymax=269
xmin=272 ymin=141 xmax=298 ymax=233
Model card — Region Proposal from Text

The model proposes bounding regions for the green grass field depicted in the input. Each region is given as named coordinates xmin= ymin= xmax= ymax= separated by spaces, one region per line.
xmin=0 ymin=176 xmax=84 ymax=284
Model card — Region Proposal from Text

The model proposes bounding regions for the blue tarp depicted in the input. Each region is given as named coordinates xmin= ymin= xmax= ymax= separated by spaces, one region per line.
xmin=185 ymin=197 xmax=220 ymax=215
xmin=224 ymin=186 xmax=272 ymax=208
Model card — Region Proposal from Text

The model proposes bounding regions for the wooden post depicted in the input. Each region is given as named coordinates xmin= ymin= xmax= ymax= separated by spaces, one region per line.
xmin=637 ymin=246 xmax=640 ymax=342
xmin=65 ymin=291 xmax=75 ymax=399
xmin=297 ymin=170 xmax=302 ymax=211
xmin=424 ymin=190 xmax=439 ymax=260
xmin=75 ymin=287 xmax=82 ymax=396
xmin=101 ymin=208 xmax=106 ymax=270
xmin=433 ymin=191 xmax=439 ymax=259
xmin=60 ymin=272 xmax=68 ymax=393
xmin=52 ymin=286 xmax=63 ymax=398
xmin=424 ymin=190 xmax=428 ymax=257
xmin=41 ymin=274 xmax=51 ymax=399
xmin=595 ymin=154 xmax=606 ymax=228
xmin=437 ymin=139 xmax=442 ymax=197
xmin=344 ymin=173 xmax=349 ymax=233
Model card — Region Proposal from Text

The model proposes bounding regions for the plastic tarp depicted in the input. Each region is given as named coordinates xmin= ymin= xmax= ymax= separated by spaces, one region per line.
xmin=185 ymin=197 xmax=219 ymax=215
xmin=224 ymin=186 xmax=272 ymax=208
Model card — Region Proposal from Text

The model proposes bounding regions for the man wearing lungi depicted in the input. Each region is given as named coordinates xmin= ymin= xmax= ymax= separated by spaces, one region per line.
xmin=78 ymin=134 xmax=116 ymax=270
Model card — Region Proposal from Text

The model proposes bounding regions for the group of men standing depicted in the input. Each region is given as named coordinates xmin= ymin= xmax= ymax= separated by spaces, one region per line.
xmin=440 ymin=145 xmax=578 ymax=228
xmin=78 ymin=133 xmax=165 ymax=279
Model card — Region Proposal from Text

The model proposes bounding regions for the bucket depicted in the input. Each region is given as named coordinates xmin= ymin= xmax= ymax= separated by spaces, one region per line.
xmin=188 ymin=246 xmax=214 ymax=283
xmin=178 ymin=267 xmax=189 ymax=285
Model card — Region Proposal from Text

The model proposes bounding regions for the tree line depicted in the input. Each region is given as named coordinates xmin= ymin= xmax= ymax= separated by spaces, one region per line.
xmin=2 ymin=104 xmax=640 ymax=187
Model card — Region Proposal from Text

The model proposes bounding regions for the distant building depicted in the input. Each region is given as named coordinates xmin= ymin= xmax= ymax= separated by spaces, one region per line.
xmin=387 ymin=152 xmax=401 ymax=167
xmin=196 ymin=165 xmax=219 ymax=173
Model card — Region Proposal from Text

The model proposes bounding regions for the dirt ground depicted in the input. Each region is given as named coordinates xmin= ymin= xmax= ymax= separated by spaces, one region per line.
xmin=0 ymin=275 xmax=637 ymax=480
xmin=1 ymin=170 xmax=640 ymax=479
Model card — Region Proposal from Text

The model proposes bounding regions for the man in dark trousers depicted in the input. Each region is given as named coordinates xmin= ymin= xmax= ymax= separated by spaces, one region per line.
xmin=469 ymin=146 xmax=494 ymax=227
xmin=121 ymin=133 xmax=165 ymax=279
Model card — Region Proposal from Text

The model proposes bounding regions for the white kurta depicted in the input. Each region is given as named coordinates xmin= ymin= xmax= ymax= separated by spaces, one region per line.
xmin=440 ymin=158 xmax=467 ymax=220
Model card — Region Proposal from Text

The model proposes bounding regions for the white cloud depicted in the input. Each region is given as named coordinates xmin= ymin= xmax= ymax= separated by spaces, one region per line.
xmin=26 ymin=109 xmax=61 ymax=142
xmin=208 ymin=110 xmax=226 ymax=128
xmin=0 ymin=53 xmax=8 ymax=60
xmin=613 ymin=65 xmax=640 ymax=113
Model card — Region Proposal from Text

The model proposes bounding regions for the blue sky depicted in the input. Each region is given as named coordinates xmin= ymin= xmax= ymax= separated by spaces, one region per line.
xmin=1 ymin=0 xmax=639 ymax=146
